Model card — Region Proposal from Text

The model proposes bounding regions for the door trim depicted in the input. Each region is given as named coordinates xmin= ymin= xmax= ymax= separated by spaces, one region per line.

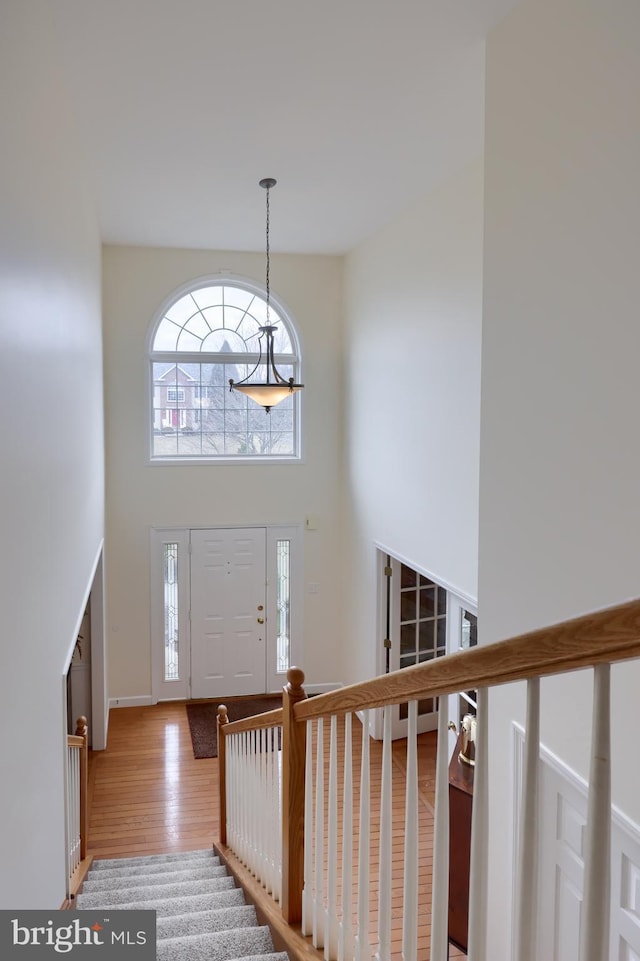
xmin=150 ymin=524 xmax=303 ymax=702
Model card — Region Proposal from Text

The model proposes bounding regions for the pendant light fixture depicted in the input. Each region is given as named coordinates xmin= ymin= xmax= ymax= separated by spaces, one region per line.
xmin=229 ymin=178 xmax=303 ymax=413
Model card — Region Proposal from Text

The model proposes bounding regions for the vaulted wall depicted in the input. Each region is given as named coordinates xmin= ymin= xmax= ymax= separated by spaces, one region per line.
xmin=480 ymin=0 xmax=640 ymax=953
xmin=0 ymin=0 xmax=103 ymax=907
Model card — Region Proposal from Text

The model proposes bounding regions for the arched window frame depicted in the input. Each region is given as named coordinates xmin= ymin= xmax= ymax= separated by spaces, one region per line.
xmin=147 ymin=275 xmax=303 ymax=463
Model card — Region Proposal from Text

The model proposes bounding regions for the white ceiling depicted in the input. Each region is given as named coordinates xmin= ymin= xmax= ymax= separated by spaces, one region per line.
xmin=52 ymin=0 xmax=517 ymax=254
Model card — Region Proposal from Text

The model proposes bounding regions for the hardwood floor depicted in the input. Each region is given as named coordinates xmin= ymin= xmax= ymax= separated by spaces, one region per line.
xmin=88 ymin=702 xmax=220 ymax=858
xmin=88 ymin=703 xmax=464 ymax=958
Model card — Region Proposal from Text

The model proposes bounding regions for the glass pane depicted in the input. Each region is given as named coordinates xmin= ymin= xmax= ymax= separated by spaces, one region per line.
xmin=401 ymin=565 xmax=417 ymax=589
xmin=419 ymin=586 xmax=435 ymax=618
xmin=155 ymin=289 xmax=291 ymax=354
xmin=151 ymin=360 xmax=296 ymax=458
xmin=419 ymin=620 xmax=434 ymax=653
xmin=437 ymin=616 xmax=447 ymax=652
xmin=401 ymin=623 xmax=417 ymax=658
xmin=401 ymin=590 xmax=417 ymax=622
xmin=461 ymin=610 xmax=478 ymax=649
xmin=276 ymin=540 xmax=290 ymax=673
xmin=163 ymin=544 xmax=179 ymax=681
xmin=202 ymin=327 xmax=247 ymax=353
xmin=437 ymin=587 xmax=447 ymax=616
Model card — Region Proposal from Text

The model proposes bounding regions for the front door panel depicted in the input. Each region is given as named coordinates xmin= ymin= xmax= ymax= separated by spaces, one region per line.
xmin=190 ymin=528 xmax=266 ymax=698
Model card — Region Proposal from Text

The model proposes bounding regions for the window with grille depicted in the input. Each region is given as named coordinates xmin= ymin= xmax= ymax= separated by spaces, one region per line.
xmin=150 ymin=280 xmax=302 ymax=461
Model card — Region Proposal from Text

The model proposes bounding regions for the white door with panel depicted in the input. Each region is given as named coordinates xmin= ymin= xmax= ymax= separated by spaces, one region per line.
xmin=190 ymin=528 xmax=267 ymax=698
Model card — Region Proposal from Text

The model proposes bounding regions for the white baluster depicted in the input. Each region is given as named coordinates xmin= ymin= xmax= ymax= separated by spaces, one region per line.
xmin=430 ymin=695 xmax=450 ymax=961
xmin=355 ymin=710 xmax=371 ymax=961
xmin=467 ymin=686 xmax=488 ymax=961
xmin=258 ymin=728 xmax=266 ymax=884
xmin=580 ymin=664 xmax=611 ymax=961
xmin=326 ymin=715 xmax=339 ymax=961
xmin=339 ymin=712 xmax=354 ymax=961
xmin=303 ymin=719 xmax=315 ymax=936
xmin=264 ymin=728 xmax=272 ymax=894
xmin=515 ymin=677 xmax=540 ymax=961
xmin=240 ymin=731 xmax=248 ymax=864
xmin=375 ymin=706 xmax=392 ymax=961
xmin=314 ymin=717 xmax=325 ymax=949
xmin=276 ymin=725 xmax=283 ymax=903
xmin=403 ymin=701 xmax=418 ymax=961
xmin=228 ymin=734 xmax=237 ymax=850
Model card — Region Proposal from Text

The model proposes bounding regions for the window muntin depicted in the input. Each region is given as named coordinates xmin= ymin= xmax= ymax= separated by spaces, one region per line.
xmin=150 ymin=282 xmax=300 ymax=460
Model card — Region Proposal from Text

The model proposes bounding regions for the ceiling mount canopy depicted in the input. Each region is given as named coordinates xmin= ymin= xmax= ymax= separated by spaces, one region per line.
xmin=229 ymin=178 xmax=304 ymax=413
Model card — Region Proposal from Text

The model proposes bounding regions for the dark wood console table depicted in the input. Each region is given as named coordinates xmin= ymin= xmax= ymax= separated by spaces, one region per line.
xmin=448 ymin=733 xmax=474 ymax=953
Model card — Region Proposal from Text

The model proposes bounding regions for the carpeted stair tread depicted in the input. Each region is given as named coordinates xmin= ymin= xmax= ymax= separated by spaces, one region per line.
xmin=89 ymin=849 xmax=215 ymax=870
xmin=90 ymin=855 xmax=221 ymax=880
xmin=79 ymin=849 xmax=289 ymax=961
xmin=82 ymin=863 xmax=228 ymax=892
xmin=156 ymin=925 xmax=275 ymax=961
xmin=225 ymin=955 xmax=290 ymax=961
xmin=76 ymin=875 xmax=236 ymax=909
xmin=157 ymin=904 xmax=258 ymax=940
xmin=76 ymin=887 xmax=247 ymax=918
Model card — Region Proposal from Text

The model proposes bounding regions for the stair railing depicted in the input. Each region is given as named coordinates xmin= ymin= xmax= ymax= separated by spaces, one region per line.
xmin=218 ymin=701 xmax=287 ymax=903
xmin=218 ymin=597 xmax=640 ymax=961
xmin=66 ymin=715 xmax=92 ymax=896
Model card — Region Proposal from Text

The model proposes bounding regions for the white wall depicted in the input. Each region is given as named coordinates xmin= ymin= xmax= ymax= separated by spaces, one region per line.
xmin=0 ymin=2 xmax=103 ymax=907
xmin=102 ymin=246 xmax=343 ymax=698
xmin=343 ymin=159 xmax=483 ymax=683
xmin=480 ymin=1 xmax=640 ymax=954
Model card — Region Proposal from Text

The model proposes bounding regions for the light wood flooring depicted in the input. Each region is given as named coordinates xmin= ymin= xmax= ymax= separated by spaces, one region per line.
xmin=87 ymin=702 xmax=464 ymax=959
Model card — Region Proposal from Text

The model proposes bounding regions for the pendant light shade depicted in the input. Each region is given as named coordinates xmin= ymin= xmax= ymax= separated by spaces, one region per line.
xmin=229 ymin=179 xmax=303 ymax=413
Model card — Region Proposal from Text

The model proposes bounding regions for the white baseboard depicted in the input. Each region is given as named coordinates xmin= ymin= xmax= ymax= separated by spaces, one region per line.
xmin=108 ymin=696 xmax=154 ymax=709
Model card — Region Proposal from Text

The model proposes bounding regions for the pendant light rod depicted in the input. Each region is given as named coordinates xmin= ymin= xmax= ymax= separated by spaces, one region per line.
xmin=228 ymin=178 xmax=303 ymax=413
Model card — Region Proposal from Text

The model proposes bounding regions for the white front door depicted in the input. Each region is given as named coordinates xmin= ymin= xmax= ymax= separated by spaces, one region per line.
xmin=190 ymin=528 xmax=267 ymax=698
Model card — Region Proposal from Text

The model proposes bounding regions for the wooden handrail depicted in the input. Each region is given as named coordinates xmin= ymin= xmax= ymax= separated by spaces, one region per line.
xmin=222 ymin=707 xmax=284 ymax=737
xmin=217 ymin=596 xmax=640 ymax=946
xmin=293 ymin=597 xmax=640 ymax=721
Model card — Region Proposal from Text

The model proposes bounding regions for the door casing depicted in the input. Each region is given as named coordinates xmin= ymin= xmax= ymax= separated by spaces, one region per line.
xmin=150 ymin=524 xmax=302 ymax=702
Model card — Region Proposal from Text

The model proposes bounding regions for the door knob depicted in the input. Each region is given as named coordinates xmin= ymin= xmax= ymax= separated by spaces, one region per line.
xmin=257 ymin=617 xmax=264 ymax=624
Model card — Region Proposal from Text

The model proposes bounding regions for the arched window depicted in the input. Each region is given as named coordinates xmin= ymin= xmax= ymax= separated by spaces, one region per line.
xmin=149 ymin=279 xmax=301 ymax=460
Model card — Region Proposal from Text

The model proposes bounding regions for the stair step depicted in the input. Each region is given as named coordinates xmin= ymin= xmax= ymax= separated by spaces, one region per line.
xmin=79 ymin=849 xmax=289 ymax=961
xmin=75 ymin=887 xmax=247 ymax=918
xmin=157 ymin=904 xmax=258 ymax=940
xmin=225 ymin=955 xmax=290 ymax=961
xmin=89 ymin=849 xmax=215 ymax=870
xmin=81 ymin=863 xmax=228 ymax=893
xmin=156 ymin=925 xmax=275 ymax=961
xmin=76 ymin=875 xmax=236 ymax=909
xmin=90 ymin=855 xmax=221 ymax=880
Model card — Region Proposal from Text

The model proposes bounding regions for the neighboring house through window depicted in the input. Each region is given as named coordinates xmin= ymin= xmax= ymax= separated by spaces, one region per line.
xmin=149 ymin=278 xmax=302 ymax=460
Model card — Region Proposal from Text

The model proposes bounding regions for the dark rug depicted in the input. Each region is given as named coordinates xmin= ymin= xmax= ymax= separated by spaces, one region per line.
xmin=185 ymin=695 xmax=283 ymax=759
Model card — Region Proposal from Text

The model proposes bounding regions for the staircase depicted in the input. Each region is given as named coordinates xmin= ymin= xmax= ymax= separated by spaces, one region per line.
xmin=75 ymin=848 xmax=290 ymax=961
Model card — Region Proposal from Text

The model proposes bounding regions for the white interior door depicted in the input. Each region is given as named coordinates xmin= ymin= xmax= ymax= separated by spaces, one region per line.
xmin=190 ymin=528 xmax=267 ymax=698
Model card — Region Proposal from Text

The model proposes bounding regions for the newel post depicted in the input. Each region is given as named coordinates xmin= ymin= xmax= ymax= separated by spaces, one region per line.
xmin=75 ymin=716 xmax=88 ymax=860
xmin=282 ymin=666 xmax=307 ymax=923
xmin=217 ymin=705 xmax=229 ymax=846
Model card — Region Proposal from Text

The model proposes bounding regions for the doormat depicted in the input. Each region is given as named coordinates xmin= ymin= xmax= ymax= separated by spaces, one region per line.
xmin=185 ymin=695 xmax=283 ymax=759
